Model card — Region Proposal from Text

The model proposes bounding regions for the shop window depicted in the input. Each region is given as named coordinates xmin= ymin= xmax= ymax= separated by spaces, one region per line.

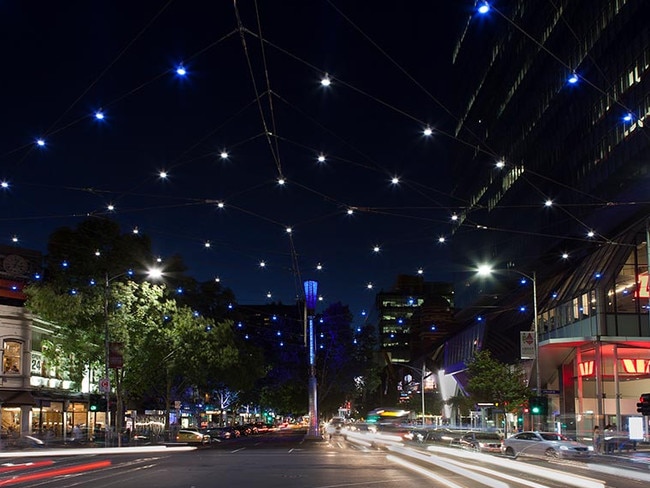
xmin=3 ymin=340 xmax=22 ymax=374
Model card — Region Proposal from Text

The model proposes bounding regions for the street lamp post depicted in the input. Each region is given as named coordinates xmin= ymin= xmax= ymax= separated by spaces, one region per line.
xmin=400 ymin=363 xmax=428 ymax=426
xmin=303 ymin=280 xmax=320 ymax=439
xmin=477 ymin=266 xmax=541 ymax=393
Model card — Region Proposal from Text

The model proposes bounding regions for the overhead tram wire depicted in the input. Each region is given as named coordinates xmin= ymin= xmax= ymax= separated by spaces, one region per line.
xmin=232 ymin=0 xmax=283 ymax=177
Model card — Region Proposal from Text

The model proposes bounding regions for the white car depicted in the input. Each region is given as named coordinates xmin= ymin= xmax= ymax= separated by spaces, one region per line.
xmin=502 ymin=431 xmax=591 ymax=459
xmin=324 ymin=418 xmax=346 ymax=439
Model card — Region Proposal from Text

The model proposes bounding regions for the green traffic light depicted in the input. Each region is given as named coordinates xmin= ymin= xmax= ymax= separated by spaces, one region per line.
xmin=531 ymin=407 xmax=540 ymax=414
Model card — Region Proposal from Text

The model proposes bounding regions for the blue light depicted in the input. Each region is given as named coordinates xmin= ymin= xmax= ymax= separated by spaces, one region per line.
xmin=237 ymin=322 xmax=243 ymax=328
xmin=361 ymin=310 xmax=367 ymax=316
xmin=568 ymin=73 xmax=579 ymax=84
xmin=70 ymin=289 xmax=78 ymax=295
xmin=36 ymin=139 xmax=45 ymax=147
xmin=206 ymin=325 xmax=212 ymax=332
xmin=519 ymin=306 xmax=526 ymax=312
xmin=595 ymin=272 xmax=602 ymax=279
xmin=276 ymin=331 xmax=281 ymax=336
xmin=10 ymin=285 xmax=18 ymax=291
xmin=176 ymin=65 xmax=187 ymax=76
xmin=477 ymin=316 xmax=483 ymax=321
xmin=228 ymin=303 xmax=233 ymax=309
xmin=61 ymin=261 xmax=69 ymax=268
xmin=95 ymin=110 xmax=105 ymax=120
xmin=430 ymin=325 xmax=436 ymax=331
xmin=520 ymin=278 xmax=527 ymax=285
xmin=272 ymin=315 xmax=277 ymax=321
xmin=356 ymin=327 xmax=361 ymax=332
xmin=89 ymin=279 xmax=96 ymax=286
xmin=176 ymin=287 xmax=184 ymax=294
xmin=477 ymin=2 xmax=490 ymax=14
xmin=244 ymin=334 xmax=249 ymax=339
xmin=623 ymin=113 xmax=633 ymax=122
xmin=407 ymin=298 xmax=414 ymax=305
xmin=33 ymin=273 xmax=41 ymax=280
xmin=398 ymin=318 xmax=403 ymax=324
xmin=280 ymin=342 xmax=285 ymax=347
xmin=193 ymin=311 xmax=200 ymax=317
xmin=319 ymin=344 xmax=324 ymax=349
xmin=552 ymin=292 xmax=558 ymax=299
xmin=127 ymin=269 xmax=134 ymax=276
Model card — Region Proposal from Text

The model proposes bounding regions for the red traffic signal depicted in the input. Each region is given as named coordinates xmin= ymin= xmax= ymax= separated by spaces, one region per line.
xmin=636 ymin=393 xmax=650 ymax=415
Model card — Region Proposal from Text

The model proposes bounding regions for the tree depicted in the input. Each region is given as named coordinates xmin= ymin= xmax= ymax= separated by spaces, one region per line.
xmin=466 ymin=350 xmax=531 ymax=432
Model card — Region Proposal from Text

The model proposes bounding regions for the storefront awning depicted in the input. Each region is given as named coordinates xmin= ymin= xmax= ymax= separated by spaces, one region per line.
xmin=0 ymin=390 xmax=36 ymax=406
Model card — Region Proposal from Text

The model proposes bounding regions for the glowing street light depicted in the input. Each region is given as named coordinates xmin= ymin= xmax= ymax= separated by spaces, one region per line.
xmin=477 ymin=265 xmax=540 ymax=394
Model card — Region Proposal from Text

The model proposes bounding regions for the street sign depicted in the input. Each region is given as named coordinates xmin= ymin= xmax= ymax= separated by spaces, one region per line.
xmin=542 ymin=389 xmax=560 ymax=395
xmin=99 ymin=378 xmax=110 ymax=393
xmin=520 ymin=331 xmax=535 ymax=359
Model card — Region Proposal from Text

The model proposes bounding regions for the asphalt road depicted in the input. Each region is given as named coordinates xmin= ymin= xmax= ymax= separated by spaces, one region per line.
xmin=0 ymin=429 xmax=648 ymax=487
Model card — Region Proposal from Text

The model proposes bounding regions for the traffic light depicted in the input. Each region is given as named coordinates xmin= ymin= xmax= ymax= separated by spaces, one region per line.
xmin=529 ymin=396 xmax=548 ymax=415
xmin=89 ymin=395 xmax=107 ymax=412
xmin=636 ymin=393 xmax=650 ymax=415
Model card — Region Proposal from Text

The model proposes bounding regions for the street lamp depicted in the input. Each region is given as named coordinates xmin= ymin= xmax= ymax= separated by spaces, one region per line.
xmin=103 ymin=267 xmax=162 ymax=447
xmin=400 ymin=363 xmax=431 ymax=426
xmin=476 ymin=265 xmax=541 ymax=394
xmin=303 ymin=280 xmax=320 ymax=439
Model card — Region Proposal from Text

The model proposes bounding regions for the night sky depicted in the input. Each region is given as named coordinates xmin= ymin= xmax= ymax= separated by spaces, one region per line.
xmin=1 ymin=1 xmax=467 ymax=322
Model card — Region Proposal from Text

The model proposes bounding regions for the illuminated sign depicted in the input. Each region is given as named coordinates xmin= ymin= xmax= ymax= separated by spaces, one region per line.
xmin=578 ymin=360 xmax=594 ymax=376
xmin=622 ymin=359 xmax=650 ymax=374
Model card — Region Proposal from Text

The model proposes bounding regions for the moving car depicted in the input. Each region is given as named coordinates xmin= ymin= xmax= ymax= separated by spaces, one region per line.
xmin=459 ymin=431 xmax=503 ymax=453
xmin=324 ymin=418 xmax=346 ymax=439
xmin=175 ymin=429 xmax=210 ymax=445
xmin=502 ymin=431 xmax=591 ymax=459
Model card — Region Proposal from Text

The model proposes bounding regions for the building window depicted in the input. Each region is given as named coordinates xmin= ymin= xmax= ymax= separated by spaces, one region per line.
xmin=3 ymin=340 xmax=22 ymax=374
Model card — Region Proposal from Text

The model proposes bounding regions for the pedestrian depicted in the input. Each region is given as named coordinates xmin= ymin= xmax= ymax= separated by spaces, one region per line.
xmin=604 ymin=424 xmax=614 ymax=453
xmin=593 ymin=426 xmax=601 ymax=454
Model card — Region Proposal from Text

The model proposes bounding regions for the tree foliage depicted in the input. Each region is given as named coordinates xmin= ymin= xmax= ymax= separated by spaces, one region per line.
xmin=466 ymin=350 xmax=531 ymax=412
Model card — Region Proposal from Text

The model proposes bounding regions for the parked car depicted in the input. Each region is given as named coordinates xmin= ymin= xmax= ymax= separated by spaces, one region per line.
xmin=459 ymin=431 xmax=503 ymax=453
xmin=175 ymin=429 xmax=210 ymax=445
xmin=502 ymin=431 xmax=592 ymax=459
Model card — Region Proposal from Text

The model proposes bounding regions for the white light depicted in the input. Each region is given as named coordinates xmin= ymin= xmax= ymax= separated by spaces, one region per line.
xmin=366 ymin=282 xmax=373 ymax=289
xmin=95 ymin=249 xmax=101 ymax=257
xmin=278 ymin=178 xmax=286 ymax=185
xmin=156 ymin=256 xmax=162 ymax=263
xmin=286 ymin=227 xmax=292 ymax=234
xmin=317 ymin=154 xmax=326 ymax=163
xmin=477 ymin=264 xmax=493 ymax=276
xmin=438 ymin=236 xmax=446 ymax=243
xmin=176 ymin=65 xmax=187 ymax=76
xmin=568 ymin=73 xmax=579 ymax=84
xmin=451 ymin=213 xmax=458 ymax=221
xmin=347 ymin=208 xmax=354 ymax=215
xmin=496 ymin=160 xmax=505 ymax=169
xmin=36 ymin=139 xmax=45 ymax=147
xmin=1 ymin=181 xmax=8 ymax=189
xmin=220 ymin=151 xmax=228 ymax=159
xmin=132 ymin=227 xmax=139 ymax=234
xmin=259 ymin=260 xmax=266 ymax=267
xmin=217 ymin=201 xmax=225 ymax=208
xmin=562 ymin=253 xmax=569 ymax=259
xmin=623 ymin=113 xmax=633 ymax=122
xmin=373 ymin=245 xmax=380 ymax=253
xmin=423 ymin=126 xmax=433 ymax=136
xmin=107 ymin=204 xmax=115 ymax=211
xmin=11 ymin=235 xmax=18 ymax=243
xmin=267 ymin=291 xmax=272 ymax=298
xmin=148 ymin=268 xmax=163 ymax=279
xmin=159 ymin=170 xmax=168 ymax=179
xmin=316 ymin=263 xmax=323 ymax=271
xmin=391 ymin=176 xmax=400 ymax=184
xmin=587 ymin=230 xmax=595 ymax=238
xmin=417 ymin=268 xmax=423 ymax=275
xmin=544 ymin=199 xmax=553 ymax=207
xmin=478 ymin=2 xmax=490 ymax=14
xmin=214 ymin=276 xmax=221 ymax=282
xmin=321 ymin=75 xmax=331 ymax=86
xmin=318 ymin=295 xmax=323 ymax=301
xmin=95 ymin=110 xmax=105 ymax=120
xmin=204 ymin=241 xmax=211 ymax=248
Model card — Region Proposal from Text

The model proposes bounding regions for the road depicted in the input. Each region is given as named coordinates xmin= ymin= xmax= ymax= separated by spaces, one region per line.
xmin=0 ymin=428 xmax=648 ymax=487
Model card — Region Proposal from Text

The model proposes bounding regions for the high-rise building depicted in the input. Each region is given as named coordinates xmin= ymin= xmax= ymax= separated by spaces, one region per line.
xmin=446 ymin=0 xmax=650 ymax=432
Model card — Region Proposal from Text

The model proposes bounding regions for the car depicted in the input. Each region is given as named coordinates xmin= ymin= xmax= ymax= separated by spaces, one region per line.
xmin=324 ymin=418 xmax=346 ymax=439
xmin=175 ymin=429 xmax=210 ymax=445
xmin=459 ymin=431 xmax=503 ymax=453
xmin=502 ymin=431 xmax=592 ymax=459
